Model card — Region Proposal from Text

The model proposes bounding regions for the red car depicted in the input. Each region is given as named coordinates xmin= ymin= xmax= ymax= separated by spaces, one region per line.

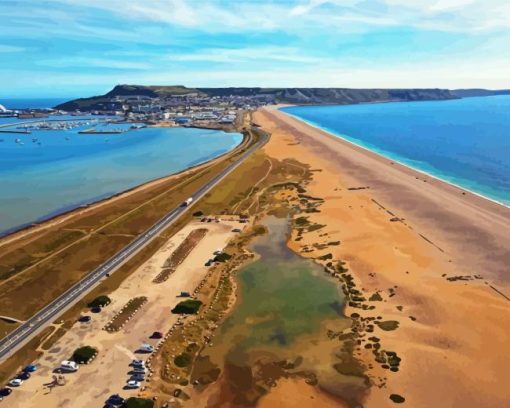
xmin=151 ymin=331 xmax=163 ymax=339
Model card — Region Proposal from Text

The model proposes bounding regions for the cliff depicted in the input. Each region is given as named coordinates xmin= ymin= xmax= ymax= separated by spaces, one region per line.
xmin=452 ymin=89 xmax=510 ymax=98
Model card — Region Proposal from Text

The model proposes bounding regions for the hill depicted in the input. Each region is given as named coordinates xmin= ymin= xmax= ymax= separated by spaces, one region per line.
xmin=196 ymin=87 xmax=455 ymax=104
xmin=54 ymin=84 xmax=457 ymax=111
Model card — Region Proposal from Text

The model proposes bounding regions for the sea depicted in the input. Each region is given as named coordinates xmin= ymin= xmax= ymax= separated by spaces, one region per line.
xmin=0 ymin=97 xmax=71 ymax=110
xmin=282 ymin=95 xmax=510 ymax=207
xmin=0 ymin=114 xmax=242 ymax=235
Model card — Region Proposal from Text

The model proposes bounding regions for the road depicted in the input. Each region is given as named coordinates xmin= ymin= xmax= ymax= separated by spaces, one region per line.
xmin=0 ymin=127 xmax=267 ymax=363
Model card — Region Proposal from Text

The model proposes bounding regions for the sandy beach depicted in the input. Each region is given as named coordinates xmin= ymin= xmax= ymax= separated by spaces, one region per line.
xmin=254 ymin=106 xmax=510 ymax=407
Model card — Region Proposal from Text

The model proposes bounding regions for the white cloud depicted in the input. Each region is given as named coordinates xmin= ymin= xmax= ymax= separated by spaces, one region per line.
xmin=168 ymin=46 xmax=325 ymax=64
xmin=55 ymin=0 xmax=510 ymax=34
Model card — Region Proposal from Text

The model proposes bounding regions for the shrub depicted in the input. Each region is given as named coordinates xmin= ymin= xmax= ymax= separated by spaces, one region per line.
xmin=294 ymin=216 xmax=309 ymax=226
xmin=192 ymin=210 xmax=204 ymax=217
xmin=88 ymin=295 xmax=111 ymax=308
xmin=123 ymin=397 xmax=154 ymax=408
xmin=71 ymin=346 xmax=97 ymax=364
xmin=174 ymin=353 xmax=192 ymax=367
xmin=171 ymin=299 xmax=202 ymax=314
xmin=214 ymin=252 xmax=232 ymax=262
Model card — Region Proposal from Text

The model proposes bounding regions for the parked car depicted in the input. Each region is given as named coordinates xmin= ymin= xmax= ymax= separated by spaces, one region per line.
xmin=17 ymin=371 xmax=31 ymax=380
xmin=78 ymin=315 xmax=91 ymax=323
xmin=0 ymin=388 xmax=12 ymax=397
xmin=106 ymin=394 xmax=125 ymax=405
xmin=23 ymin=364 xmax=37 ymax=373
xmin=130 ymin=359 xmax=144 ymax=367
xmin=90 ymin=306 xmax=101 ymax=313
xmin=232 ymin=228 xmax=241 ymax=233
xmin=125 ymin=380 xmax=140 ymax=389
xmin=130 ymin=373 xmax=145 ymax=382
xmin=138 ymin=343 xmax=154 ymax=353
xmin=60 ymin=360 xmax=79 ymax=372
xmin=8 ymin=378 xmax=23 ymax=387
xmin=151 ymin=331 xmax=163 ymax=339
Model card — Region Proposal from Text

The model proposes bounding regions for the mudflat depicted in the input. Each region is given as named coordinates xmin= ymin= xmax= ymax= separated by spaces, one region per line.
xmin=255 ymin=106 xmax=510 ymax=408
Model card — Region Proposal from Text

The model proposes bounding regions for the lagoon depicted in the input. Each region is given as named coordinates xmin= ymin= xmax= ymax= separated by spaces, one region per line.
xmin=0 ymin=121 xmax=242 ymax=235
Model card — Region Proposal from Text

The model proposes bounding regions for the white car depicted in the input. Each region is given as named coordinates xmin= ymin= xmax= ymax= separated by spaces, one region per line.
xmin=60 ymin=360 xmax=79 ymax=372
xmin=139 ymin=343 xmax=154 ymax=353
xmin=8 ymin=378 xmax=23 ymax=387
xmin=126 ymin=380 xmax=140 ymax=389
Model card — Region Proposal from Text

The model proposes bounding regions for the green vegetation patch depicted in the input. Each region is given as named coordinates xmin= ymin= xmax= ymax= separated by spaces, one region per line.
xmin=376 ymin=320 xmax=400 ymax=331
xmin=317 ymin=253 xmax=333 ymax=261
xmin=252 ymin=225 xmax=267 ymax=236
xmin=171 ymin=299 xmax=203 ymax=314
xmin=214 ymin=252 xmax=232 ymax=262
xmin=174 ymin=352 xmax=192 ymax=367
xmin=123 ymin=397 xmax=154 ymax=408
xmin=88 ymin=295 xmax=111 ymax=308
xmin=307 ymin=223 xmax=325 ymax=232
xmin=294 ymin=216 xmax=309 ymax=226
xmin=369 ymin=292 xmax=383 ymax=301
xmin=71 ymin=345 xmax=97 ymax=364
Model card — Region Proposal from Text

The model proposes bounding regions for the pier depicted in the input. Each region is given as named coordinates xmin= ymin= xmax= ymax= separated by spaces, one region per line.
xmin=0 ymin=129 xmax=31 ymax=134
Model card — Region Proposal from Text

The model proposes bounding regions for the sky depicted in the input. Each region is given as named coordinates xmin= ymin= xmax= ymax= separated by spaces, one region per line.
xmin=1 ymin=0 xmax=510 ymax=97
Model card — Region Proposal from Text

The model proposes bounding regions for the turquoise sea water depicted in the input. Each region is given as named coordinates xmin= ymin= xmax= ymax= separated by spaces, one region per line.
xmin=282 ymin=96 xmax=510 ymax=207
xmin=0 ymin=119 xmax=242 ymax=235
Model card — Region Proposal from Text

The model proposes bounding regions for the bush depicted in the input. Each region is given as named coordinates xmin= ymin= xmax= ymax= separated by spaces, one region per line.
xmin=294 ymin=216 xmax=309 ymax=226
xmin=192 ymin=210 xmax=204 ymax=217
xmin=71 ymin=346 xmax=97 ymax=363
xmin=213 ymin=252 xmax=232 ymax=262
xmin=123 ymin=397 xmax=154 ymax=408
xmin=88 ymin=295 xmax=111 ymax=308
xmin=174 ymin=353 xmax=192 ymax=367
xmin=171 ymin=299 xmax=202 ymax=315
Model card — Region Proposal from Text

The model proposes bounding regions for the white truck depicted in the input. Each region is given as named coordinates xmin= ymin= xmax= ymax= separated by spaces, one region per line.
xmin=182 ymin=197 xmax=193 ymax=207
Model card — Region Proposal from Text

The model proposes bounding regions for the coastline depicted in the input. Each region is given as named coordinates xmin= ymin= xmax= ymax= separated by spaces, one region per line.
xmin=255 ymin=106 xmax=510 ymax=407
xmin=279 ymin=107 xmax=510 ymax=209
xmin=270 ymin=106 xmax=510 ymax=280
xmin=0 ymin=131 xmax=248 ymax=246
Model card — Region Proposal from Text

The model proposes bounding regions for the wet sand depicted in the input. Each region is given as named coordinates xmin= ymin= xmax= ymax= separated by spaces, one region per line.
xmin=255 ymin=107 xmax=510 ymax=407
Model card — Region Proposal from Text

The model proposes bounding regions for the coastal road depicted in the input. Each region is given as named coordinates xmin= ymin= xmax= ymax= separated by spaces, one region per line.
xmin=0 ymin=126 xmax=267 ymax=363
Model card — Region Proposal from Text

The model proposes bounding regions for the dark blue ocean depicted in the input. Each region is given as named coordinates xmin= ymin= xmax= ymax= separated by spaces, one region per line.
xmin=0 ymin=118 xmax=241 ymax=235
xmin=282 ymin=96 xmax=510 ymax=207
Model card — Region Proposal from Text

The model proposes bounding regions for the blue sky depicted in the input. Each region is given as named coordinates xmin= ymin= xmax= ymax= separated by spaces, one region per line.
xmin=1 ymin=0 xmax=510 ymax=97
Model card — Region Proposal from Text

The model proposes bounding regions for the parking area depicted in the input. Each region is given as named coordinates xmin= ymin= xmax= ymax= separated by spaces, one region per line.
xmin=3 ymin=217 xmax=245 ymax=407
